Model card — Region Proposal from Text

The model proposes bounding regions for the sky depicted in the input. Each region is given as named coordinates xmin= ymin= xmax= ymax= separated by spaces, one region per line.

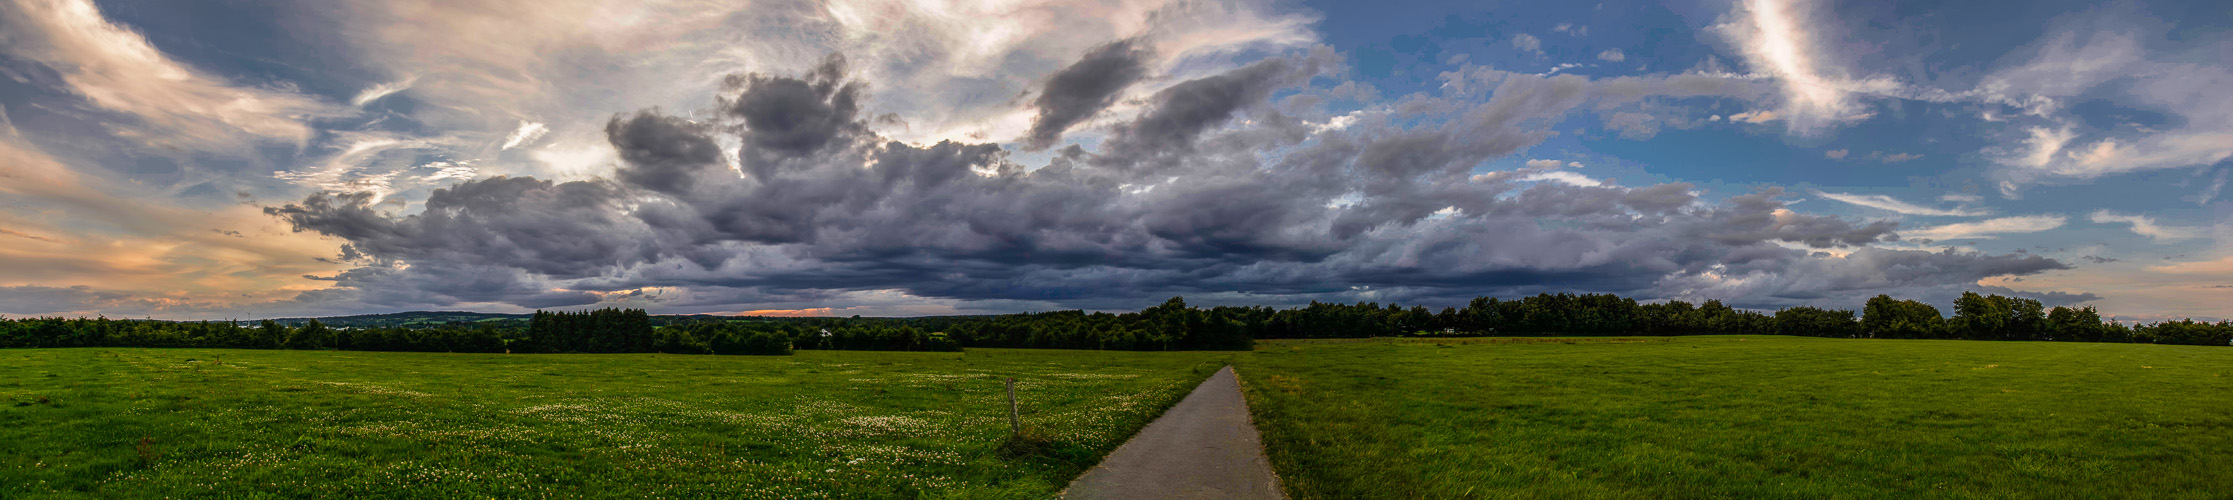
xmin=0 ymin=0 xmax=2228 ymax=320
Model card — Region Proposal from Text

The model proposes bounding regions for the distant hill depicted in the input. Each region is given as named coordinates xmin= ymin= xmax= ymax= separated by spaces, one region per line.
xmin=260 ymin=311 xmax=532 ymax=328
xmin=254 ymin=311 xmax=988 ymax=328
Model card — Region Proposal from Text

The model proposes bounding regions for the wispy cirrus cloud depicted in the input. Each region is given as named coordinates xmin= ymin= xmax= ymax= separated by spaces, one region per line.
xmin=501 ymin=121 xmax=550 ymax=150
xmin=0 ymin=0 xmax=343 ymax=149
xmin=1520 ymin=171 xmax=1605 ymax=187
xmin=1513 ymin=33 xmax=1542 ymax=54
xmin=1713 ymin=0 xmax=1900 ymax=134
xmin=1813 ymin=191 xmax=1989 ymax=217
xmin=1975 ymin=31 xmax=2233 ymax=191
xmin=0 ymin=227 xmax=60 ymax=243
xmin=2089 ymin=210 xmax=2203 ymax=242
xmin=1904 ymin=215 xmax=2067 ymax=241
xmin=350 ymin=77 xmax=417 ymax=108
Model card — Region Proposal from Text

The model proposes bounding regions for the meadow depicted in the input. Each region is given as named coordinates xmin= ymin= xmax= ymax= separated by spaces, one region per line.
xmin=8 ymin=336 xmax=2231 ymax=499
xmin=0 ymin=348 xmax=1236 ymax=499
xmin=1237 ymin=336 xmax=2233 ymax=499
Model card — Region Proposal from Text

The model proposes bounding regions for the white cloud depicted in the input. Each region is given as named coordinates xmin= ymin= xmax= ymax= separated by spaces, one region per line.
xmin=2012 ymin=126 xmax=2076 ymax=169
xmin=272 ymin=133 xmax=441 ymax=203
xmin=1310 ymin=112 xmax=1359 ymax=133
xmin=1978 ymin=32 xmax=2233 ymax=186
xmin=1513 ymin=33 xmax=1542 ymax=54
xmin=1940 ymin=193 xmax=1984 ymax=203
xmin=2196 ymin=169 xmax=2227 ymax=205
xmin=416 ymin=161 xmax=479 ymax=182
xmin=1520 ymin=171 xmax=1604 ymax=187
xmin=1728 ymin=110 xmax=1779 ymax=123
xmin=0 ymin=103 xmax=17 ymax=139
xmin=1973 ymin=32 xmax=2140 ymax=116
xmin=1904 ymin=215 xmax=2067 ymax=241
xmin=1824 ymin=149 xmax=1848 ymax=160
xmin=501 ymin=120 xmax=549 ymax=150
xmin=2088 ymin=210 xmax=2201 ymax=242
xmin=1539 ymin=62 xmax=1582 ymax=76
xmin=332 ymin=0 xmax=1323 ymax=176
xmin=350 ymin=77 xmax=417 ymax=107
xmin=529 ymin=140 xmax=618 ymax=181
xmin=1714 ymin=0 xmax=1899 ymax=134
xmin=1476 ymin=158 xmax=1592 ymax=185
xmin=0 ymin=0 xmax=340 ymax=149
xmin=1814 ymin=191 xmax=1989 ymax=217
xmin=1597 ymin=49 xmax=1625 ymax=62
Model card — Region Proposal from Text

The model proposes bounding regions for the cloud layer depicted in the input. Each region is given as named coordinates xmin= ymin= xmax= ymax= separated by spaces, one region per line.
xmin=12 ymin=0 xmax=2226 ymax=319
xmin=259 ymin=56 xmax=2067 ymax=314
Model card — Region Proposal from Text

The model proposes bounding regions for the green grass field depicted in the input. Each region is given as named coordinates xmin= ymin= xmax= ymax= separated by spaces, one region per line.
xmin=1236 ymin=336 xmax=2233 ymax=499
xmin=7 ymin=337 xmax=2231 ymax=499
xmin=0 ymin=348 xmax=1235 ymax=498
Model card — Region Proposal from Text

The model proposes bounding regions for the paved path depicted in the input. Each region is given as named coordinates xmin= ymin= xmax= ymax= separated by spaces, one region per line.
xmin=1062 ymin=365 xmax=1285 ymax=500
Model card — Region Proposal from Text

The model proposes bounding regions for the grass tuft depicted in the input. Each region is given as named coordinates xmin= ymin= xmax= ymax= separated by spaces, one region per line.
xmin=996 ymin=428 xmax=1058 ymax=459
xmin=134 ymin=436 xmax=157 ymax=467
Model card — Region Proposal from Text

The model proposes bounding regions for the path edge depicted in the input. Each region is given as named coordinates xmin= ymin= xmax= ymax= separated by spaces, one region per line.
xmin=1056 ymin=364 xmax=1287 ymax=499
xmin=1226 ymin=364 xmax=1291 ymax=500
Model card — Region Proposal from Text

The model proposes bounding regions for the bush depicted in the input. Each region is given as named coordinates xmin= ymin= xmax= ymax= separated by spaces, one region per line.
xmin=1774 ymin=306 xmax=1859 ymax=338
xmin=653 ymin=327 xmax=713 ymax=354
xmin=921 ymin=332 xmax=963 ymax=352
xmin=742 ymin=331 xmax=793 ymax=355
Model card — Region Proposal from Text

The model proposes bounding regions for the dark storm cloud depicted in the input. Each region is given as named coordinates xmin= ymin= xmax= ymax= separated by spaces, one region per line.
xmin=1024 ymin=39 xmax=1151 ymax=151
xmin=722 ymin=54 xmax=865 ymax=160
xmin=1778 ymin=248 xmax=2069 ymax=293
xmin=1619 ymin=183 xmax=1697 ymax=214
xmin=607 ymin=111 xmax=724 ymax=195
xmin=1095 ymin=57 xmax=1313 ymax=166
xmin=1686 ymin=188 xmax=1899 ymax=249
xmin=265 ymin=53 xmax=2084 ymax=312
xmin=269 ymin=176 xmax=656 ymax=277
xmin=287 ymin=262 xmax=600 ymax=310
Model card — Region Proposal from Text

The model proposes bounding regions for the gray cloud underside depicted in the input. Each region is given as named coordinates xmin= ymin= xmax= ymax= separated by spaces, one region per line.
xmin=1023 ymin=39 xmax=1151 ymax=151
xmin=264 ymin=53 xmax=2072 ymax=313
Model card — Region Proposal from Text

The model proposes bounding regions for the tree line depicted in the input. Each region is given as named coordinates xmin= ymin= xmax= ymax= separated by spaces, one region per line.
xmin=933 ymin=292 xmax=2229 ymax=349
xmin=0 ymin=308 xmax=964 ymax=355
xmin=3 ymin=291 xmax=2228 ymax=353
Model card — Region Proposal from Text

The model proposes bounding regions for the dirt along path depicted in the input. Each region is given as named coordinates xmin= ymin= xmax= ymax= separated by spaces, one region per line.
xmin=1061 ymin=365 xmax=1285 ymax=500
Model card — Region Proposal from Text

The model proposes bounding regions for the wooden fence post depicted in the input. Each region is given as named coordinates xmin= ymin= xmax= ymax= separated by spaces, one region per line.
xmin=1006 ymin=377 xmax=1021 ymax=436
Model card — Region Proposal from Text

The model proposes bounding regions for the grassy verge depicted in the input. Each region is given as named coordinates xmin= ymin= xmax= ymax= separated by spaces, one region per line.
xmin=0 ymin=348 xmax=1236 ymax=498
xmin=1237 ymin=336 xmax=2233 ymax=499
